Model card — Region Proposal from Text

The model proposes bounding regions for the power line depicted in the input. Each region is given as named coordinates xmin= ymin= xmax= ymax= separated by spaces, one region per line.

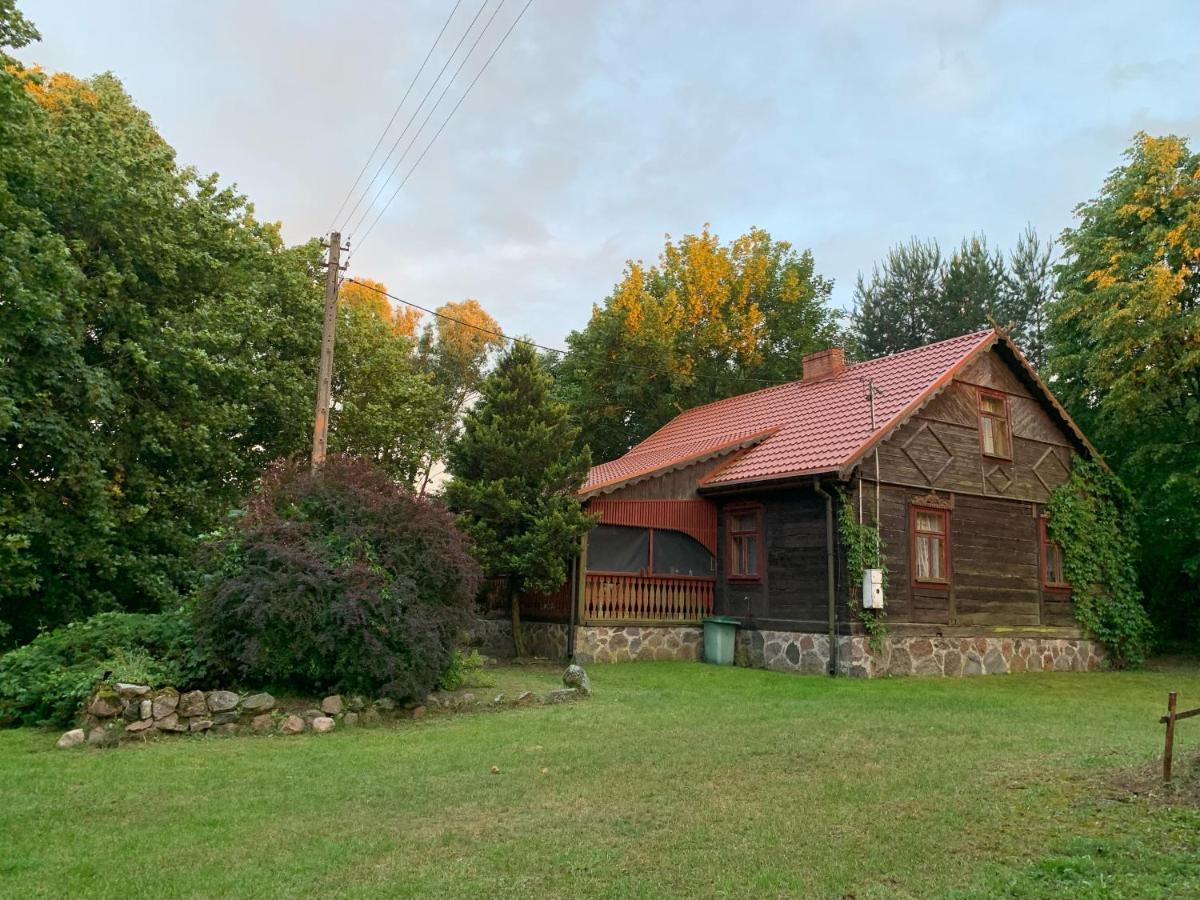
xmin=350 ymin=0 xmax=534 ymax=254
xmin=340 ymin=0 xmax=494 ymax=237
xmin=344 ymin=278 xmax=797 ymax=388
xmin=325 ymin=0 xmax=465 ymax=235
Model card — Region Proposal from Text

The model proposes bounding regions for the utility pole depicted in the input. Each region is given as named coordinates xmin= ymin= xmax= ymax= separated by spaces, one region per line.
xmin=311 ymin=231 xmax=346 ymax=469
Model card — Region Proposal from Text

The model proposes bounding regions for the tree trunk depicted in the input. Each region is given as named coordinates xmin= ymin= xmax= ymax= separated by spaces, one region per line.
xmin=509 ymin=578 xmax=527 ymax=659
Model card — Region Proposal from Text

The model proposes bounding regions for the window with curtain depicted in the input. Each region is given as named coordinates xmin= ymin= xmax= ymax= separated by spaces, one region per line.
xmin=912 ymin=506 xmax=949 ymax=585
xmin=978 ymin=388 xmax=1012 ymax=459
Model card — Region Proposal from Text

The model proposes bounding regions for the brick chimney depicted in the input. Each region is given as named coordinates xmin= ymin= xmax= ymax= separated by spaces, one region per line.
xmin=802 ymin=347 xmax=845 ymax=381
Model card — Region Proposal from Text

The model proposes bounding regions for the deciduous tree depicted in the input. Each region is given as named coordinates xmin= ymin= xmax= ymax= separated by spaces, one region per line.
xmin=1050 ymin=132 xmax=1200 ymax=642
xmin=0 ymin=37 xmax=323 ymax=642
xmin=556 ymin=226 xmax=840 ymax=462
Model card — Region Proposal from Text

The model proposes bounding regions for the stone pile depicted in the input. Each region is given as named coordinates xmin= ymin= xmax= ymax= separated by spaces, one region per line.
xmin=58 ymin=666 xmax=593 ymax=749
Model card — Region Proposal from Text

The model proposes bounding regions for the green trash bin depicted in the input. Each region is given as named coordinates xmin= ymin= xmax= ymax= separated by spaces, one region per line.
xmin=702 ymin=616 xmax=740 ymax=665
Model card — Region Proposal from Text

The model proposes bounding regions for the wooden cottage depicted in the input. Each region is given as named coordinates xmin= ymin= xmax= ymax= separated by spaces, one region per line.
xmin=512 ymin=329 xmax=1106 ymax=676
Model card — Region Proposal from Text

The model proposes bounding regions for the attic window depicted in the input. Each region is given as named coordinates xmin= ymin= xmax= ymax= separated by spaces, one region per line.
xmin=978 ymin=388 xmax=1012 ymax=459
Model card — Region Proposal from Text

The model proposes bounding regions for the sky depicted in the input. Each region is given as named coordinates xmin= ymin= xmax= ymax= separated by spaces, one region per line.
xmin=16 ymin=0 xmax=1200 ymax=347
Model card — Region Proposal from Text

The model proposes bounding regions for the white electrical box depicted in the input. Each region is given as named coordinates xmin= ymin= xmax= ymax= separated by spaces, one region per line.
xmin=862 ymin=568 xmax=884 ymax=610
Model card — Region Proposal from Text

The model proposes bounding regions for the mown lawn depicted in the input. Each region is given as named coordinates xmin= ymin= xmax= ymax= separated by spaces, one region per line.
xmin=2 ymin=662 xmax=1199 ymax=898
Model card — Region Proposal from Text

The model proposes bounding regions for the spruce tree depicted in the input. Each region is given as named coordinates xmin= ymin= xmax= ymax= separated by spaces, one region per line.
xmin=850 ymin=238 xmax=941 ymax=358
xmin=445 ymin=342 xmax=593 ymax=596
xmin=1006 ymin=225 xmax=1055 ymax=368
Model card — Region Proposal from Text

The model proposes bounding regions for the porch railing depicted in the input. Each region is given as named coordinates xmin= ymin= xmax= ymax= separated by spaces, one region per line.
xmin=583 ymin=573 xmax=714 ymax=624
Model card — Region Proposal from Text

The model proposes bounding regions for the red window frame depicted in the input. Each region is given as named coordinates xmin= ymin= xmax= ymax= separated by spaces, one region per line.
xmin=1039 ymin=516 xmax=1070 ymax=591
xmin=725 ymin=503 xmax=763 ymax=583
xmin=977 ymin=388 xmax=1013 ymax=461
xmin=910 ymin=505 xmax=950 ymax=588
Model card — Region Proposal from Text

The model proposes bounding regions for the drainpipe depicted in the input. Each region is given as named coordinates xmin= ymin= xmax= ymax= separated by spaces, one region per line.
xmin=813 ymin=477 xmax=839 ymax=676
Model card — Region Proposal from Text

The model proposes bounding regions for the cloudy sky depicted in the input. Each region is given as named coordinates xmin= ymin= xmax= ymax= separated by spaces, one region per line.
xmin=16 ymin=1 xmax=1200 ymax=346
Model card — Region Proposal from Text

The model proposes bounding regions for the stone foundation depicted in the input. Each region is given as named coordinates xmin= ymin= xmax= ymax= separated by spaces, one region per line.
xmin=737 ymin=629 xmax=1106 ymax=678
xmin=573 ymin=625 xmax=703 ymax=664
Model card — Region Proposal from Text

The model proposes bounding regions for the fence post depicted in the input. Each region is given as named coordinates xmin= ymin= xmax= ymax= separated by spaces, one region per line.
xmin=1164 ymin=691 xmax=1178 ymax=784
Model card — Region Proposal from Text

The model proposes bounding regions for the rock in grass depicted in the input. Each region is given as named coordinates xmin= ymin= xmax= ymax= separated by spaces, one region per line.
xmin=342 ymin=712 xmax=360 ymax=727
xmin=125 ymin=719 xmax=154 ymax=734
xmin=321 ymin=695 xmax=343 ymax=716
xmin=139 ymin=700 xmax=152 ymax=719
xmin=206 ymin=691 xmax=239 ymax=713
xmin=250 ymin=714 xmax=274 ymax=734
xmin=189 ymin=719 xmax=213 ymax=732
xmin=541 ymin=689 xmax=577 ymax=704
xmin=115 ymin=683 xmax=151 ymax=699
xmin=87 ymin=726 xmax=118 ymax=747
xmin=515 ymin=691 xmax=535 ymax=705
xmin=210 ymin=712 xmax=238 ymax=726
xmin=562 ymin=665 xmax=592 ymax=696
xmin=56 ymin=729 xmax=86 ymax=749
xmin=373 ymin=698 xmax=396 ymax=712
xmin=241 ymin=692 xmax=274 ymax=713
xmin=312 ymin=716 xmax=335 ymax=733
xmin=279 ymin=715 xmax=305 ymax=735
xmin=177 ymin=690 xmax=208 ymax=718
xmin=410 ymin=705 xmax=426 ymax=720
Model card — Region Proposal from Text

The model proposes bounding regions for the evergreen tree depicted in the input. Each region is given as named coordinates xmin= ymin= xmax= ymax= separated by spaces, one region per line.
xmin=850 ymin=238 xmax=941 ymax=358
xmin=1007 ymin=225 xmax=1056 ymax=368
xmin=940 ymin=235 xmax=1010 ymax=336
xmin=445 ymin=342 xmax=593 ymax=595
xmin=851 ymin=231 xmax=1051 ymax=362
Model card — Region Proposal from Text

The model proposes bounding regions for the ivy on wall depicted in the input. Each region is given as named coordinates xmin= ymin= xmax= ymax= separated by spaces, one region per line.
xmin=1046 ymin=460 xmax=1152 ymax=668
xmin=836 ymin=489 xmax=888 ymax=652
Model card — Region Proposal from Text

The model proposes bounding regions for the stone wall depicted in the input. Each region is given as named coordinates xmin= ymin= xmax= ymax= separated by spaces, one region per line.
xmin=465 ymin=617 xmax=515 ymax=659
xmin=59 ymin=669 xmax=594 ymax=748
xmin=573 ymin=625 xmax=703 ymax=664
xmin=61 ymin=684 xmax=371 ymax=748
xmin=463 ymin=617 xmax=569 ymax=661
xmin=736 ymin=629 xmax=1106 ymax=678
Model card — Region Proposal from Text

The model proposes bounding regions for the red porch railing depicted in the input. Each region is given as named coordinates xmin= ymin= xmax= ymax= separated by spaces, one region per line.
xmin=583 ymin=573 xmax=714 ymax=624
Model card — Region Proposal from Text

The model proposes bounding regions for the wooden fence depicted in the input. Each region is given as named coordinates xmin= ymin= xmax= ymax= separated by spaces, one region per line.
xmin=1161 ymin=691 xmax=1200 ymax=783
xmin=582 ymin=573 xmax=714 ymax=624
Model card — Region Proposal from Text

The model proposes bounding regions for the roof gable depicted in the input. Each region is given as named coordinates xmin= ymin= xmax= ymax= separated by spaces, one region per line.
xmin=580 ymin=330 xmax=1099 ymax=496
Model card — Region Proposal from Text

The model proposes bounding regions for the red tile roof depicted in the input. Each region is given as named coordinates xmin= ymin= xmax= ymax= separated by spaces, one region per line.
xmin=581 ymin=329 xmax=999 ymax=496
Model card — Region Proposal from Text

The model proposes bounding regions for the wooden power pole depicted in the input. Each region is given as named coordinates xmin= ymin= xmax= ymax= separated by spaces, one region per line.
xmin=311 ymin=231 xmax=345 ymax=469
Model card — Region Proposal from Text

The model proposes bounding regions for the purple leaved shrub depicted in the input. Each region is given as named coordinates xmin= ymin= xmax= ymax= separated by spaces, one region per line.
xmin=193 ymin=456 xmax=480 ymax=701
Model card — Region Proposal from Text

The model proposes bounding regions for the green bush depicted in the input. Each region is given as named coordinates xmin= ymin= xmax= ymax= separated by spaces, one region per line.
xmin=193 ymin=456 xmax=480 ymax=702
xmin=438 ymin=649 xmax=488 ymax=691
xmin=0 ymin=610 xmax=206 ymax=726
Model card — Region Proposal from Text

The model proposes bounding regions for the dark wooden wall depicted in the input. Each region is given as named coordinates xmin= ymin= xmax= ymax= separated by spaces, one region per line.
xmin=855 ymin=347 xmax=1081 ymax=631
xmin=713 ymin=489 xmax=848 ymax=632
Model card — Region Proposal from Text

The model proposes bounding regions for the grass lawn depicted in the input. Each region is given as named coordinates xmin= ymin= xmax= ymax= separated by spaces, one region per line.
xmin=2 ymin=662 xmax=1200 ymax=898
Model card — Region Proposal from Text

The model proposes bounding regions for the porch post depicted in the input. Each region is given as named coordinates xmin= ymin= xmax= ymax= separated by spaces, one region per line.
xmin=575 ymin=532 xmax=589 ymax=627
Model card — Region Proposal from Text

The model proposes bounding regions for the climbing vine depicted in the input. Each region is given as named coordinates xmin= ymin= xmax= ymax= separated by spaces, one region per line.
xmin=836 ymin=489 xmax=888 ymax=652
xmin=1046 ymin=460 xmax=1151 ymax=668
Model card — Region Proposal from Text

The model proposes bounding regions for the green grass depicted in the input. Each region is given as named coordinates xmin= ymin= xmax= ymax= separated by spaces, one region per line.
xmin=3 ymin=663 xmax=1200 ymax=898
